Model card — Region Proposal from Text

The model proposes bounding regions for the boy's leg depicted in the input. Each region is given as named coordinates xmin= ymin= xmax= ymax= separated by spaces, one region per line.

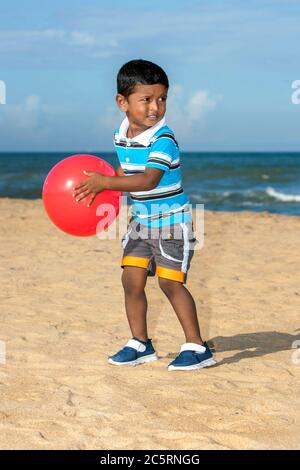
xmin=122 ymin=266 xmax=149 ymax=342
xmin=158 ymin=277 xmax=204 ymax=345
xmin=158 ymin=277 xmax=215 ymax=371
xmin=109 ymin=220 xmax=158 ymax=366
xmin=154 ymin=220 xmax=203 ymax=343
xmin=120 ymin=219 xmax=155 ymax=342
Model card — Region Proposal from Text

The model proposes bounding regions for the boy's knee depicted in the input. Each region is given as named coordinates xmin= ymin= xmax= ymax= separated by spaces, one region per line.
xmin=158 ymin=277 xmax=182 ymax=295
xmin=121 ymin=269 xmax=145 ymax=295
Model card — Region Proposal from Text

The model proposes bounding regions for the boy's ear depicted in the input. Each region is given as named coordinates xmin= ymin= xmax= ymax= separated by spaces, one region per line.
xmin=115 ymin=94 xmax=128 ymax=112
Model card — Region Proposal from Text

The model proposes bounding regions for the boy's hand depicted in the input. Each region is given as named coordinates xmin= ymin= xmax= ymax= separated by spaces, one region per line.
xmin=73 ymin=170 xmax=106 ymax=207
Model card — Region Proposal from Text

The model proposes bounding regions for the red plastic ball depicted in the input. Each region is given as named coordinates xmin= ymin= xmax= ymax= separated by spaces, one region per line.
xmin=42 ymin=154 xmax=122 ymax=237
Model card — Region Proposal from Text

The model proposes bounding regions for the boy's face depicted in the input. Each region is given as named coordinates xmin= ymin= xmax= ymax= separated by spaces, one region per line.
xmin=116 ymin=83 xmax=168 ymax=132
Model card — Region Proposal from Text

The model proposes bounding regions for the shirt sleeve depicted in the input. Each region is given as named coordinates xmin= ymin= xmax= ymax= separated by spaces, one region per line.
xmin=146 ymin=135 xmax=179 ymax=172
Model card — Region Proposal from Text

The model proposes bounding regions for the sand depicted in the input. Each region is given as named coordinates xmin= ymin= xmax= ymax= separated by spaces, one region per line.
xmin=0 ymin=198 xmax=299 ymax=450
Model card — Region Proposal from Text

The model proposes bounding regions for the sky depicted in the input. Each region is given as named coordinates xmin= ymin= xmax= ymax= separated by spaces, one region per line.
xmin=0 ymin=0 xmax=299 ymax=151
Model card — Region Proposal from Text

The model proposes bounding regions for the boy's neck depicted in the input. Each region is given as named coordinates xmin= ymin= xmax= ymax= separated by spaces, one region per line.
xmin=126 ymin=122 xmax=152 ymax=139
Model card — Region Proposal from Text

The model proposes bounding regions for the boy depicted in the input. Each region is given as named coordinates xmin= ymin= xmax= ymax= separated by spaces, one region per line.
xmin=73 ymin=59 xmax=215 ymax=371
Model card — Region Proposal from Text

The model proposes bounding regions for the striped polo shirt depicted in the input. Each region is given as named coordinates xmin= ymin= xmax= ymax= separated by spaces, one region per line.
xmin=114 ymin=116 xmax=192 ymax=228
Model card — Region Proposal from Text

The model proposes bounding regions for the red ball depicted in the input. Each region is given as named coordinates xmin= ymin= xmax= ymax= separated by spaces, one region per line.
xmin=42 ymin=154 xmax=122 ymax=237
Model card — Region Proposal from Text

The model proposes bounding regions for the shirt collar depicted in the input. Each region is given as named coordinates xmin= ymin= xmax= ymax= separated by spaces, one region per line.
xmin=117 ymin=116 xmax=166 ymax=146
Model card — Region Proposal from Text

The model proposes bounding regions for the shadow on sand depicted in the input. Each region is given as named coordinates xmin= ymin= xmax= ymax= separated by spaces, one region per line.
xmin=166 ymin=330 xmax=300 ymax=366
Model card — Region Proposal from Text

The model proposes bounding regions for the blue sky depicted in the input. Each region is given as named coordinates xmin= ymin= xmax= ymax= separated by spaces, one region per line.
xmin=0 ymin=0 xmax=299 ymax=151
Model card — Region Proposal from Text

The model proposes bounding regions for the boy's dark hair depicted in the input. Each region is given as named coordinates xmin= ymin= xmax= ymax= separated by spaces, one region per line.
xmin=117 ymin=59 xmax=169 ymax=98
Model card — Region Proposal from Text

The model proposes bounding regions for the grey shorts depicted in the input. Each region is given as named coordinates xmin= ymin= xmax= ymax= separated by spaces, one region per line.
xmin=121 ymin=218 xmax=198 ymax=284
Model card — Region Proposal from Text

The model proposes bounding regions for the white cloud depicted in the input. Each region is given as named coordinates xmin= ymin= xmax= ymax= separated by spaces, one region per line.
xmin=0 ymin=29 xmax=65 ymax=50
xmin=69 ymin=31 xmax=96 ymax=46
xmin=0 ymin=3 xmax=299 ymax=67
xmin=0 ymin=28 xmax=97 ymax=50
xmin=0 ymin=95 xmax=64 ymax=145
xmin=25 ymin=95 xmax=40 ymax=113
xmin=0 ymin=95 xmax=41 ymax=131
xmin=167 ymin=84 xmax=222 ymax=136
xmin=188 ymin=90 xmax=219 ymax=121
xmin=41 ymin=29 xmax=66 ymax=40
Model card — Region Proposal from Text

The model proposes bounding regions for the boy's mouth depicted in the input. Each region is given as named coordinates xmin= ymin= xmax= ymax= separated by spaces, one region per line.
xmin=147 ymin=115 xmax=158 ymax=121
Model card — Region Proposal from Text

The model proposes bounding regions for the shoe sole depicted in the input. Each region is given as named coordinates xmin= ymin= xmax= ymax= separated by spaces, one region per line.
xmin=108 ymin=353 xmax=158 ymax=367
xmin=168 ymin=357 xmax=216 ymax=371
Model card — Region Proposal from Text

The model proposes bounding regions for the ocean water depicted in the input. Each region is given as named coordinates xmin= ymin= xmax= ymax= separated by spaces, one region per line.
xmin=0 ymin=151 xmax=300 ymax=216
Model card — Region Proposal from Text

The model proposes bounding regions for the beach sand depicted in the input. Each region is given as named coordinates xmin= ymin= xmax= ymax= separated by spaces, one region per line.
xmin=0 ymin=198 xmax=299 ymax=450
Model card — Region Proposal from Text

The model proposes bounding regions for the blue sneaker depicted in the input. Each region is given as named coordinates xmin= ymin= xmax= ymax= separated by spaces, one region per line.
xmin=108 ymin=337 xmax=158 ymax=366
xmin=168 ymin=342 xmax=216 ymax=371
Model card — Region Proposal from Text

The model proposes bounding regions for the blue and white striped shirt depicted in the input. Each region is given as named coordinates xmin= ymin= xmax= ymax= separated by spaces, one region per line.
xmin=114 ymin=116 xmax=192 ymax=228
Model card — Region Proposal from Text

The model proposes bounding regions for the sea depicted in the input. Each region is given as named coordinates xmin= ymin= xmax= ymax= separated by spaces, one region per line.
xmin=0 ymin=151 xmax=300 ymax=216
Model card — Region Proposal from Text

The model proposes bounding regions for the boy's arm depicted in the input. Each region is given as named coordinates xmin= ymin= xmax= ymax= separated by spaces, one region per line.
xmin=74 ymin=167 xmax=164 ymax=206
xmin=104 ymin=167 xmax=163 ymax=192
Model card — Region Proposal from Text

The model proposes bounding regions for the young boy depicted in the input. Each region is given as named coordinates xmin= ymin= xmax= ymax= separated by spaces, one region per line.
xmin=74 ymin=59 xmax=215 ymax=371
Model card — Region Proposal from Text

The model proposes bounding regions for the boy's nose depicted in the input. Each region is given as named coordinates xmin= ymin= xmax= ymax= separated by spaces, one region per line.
xmin=149 ymin=101 xmax=158 ymax=113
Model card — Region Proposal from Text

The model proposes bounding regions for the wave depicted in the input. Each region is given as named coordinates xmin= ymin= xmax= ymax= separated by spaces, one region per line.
xmin=266 ymin=187 xmax=300 ymax=202
xmin=189 ymin=187 xmax=300 ymax=205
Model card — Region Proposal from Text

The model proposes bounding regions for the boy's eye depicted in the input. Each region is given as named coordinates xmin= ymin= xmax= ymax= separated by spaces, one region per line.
xmin=141 ymin=97 xmax=167 ymax=102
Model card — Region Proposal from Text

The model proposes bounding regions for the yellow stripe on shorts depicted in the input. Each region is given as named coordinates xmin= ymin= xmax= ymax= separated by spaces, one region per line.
xmin=121 ymin=256 xmax=150 ymax=269
xmin=156 ymin=266 xmax=185 ymax=283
